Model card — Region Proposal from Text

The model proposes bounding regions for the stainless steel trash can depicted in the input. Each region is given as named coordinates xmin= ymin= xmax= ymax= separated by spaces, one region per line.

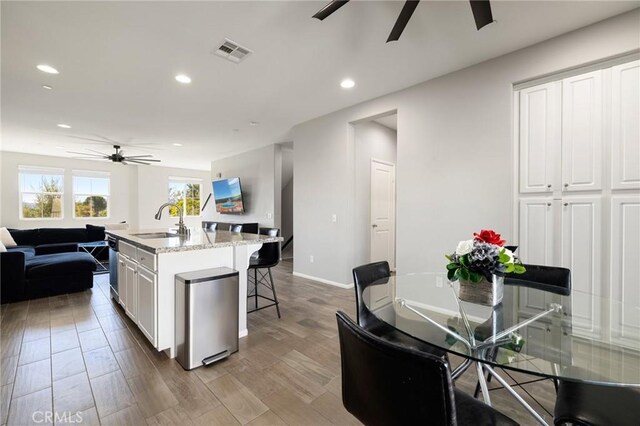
xmin=175 ymin=267 xmax=239 ymax=370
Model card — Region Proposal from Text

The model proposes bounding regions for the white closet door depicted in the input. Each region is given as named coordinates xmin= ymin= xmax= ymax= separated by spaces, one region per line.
xmin=519 ymin=82 xmax=561 ymax=193
xmin=611 ymin=60 xmax=640 ymax=190
xmin=519 ymin=198 xmax=556 ymax=265
xmin=561 ymin=197 xmax=602 ymax=338
xmin=518 ymin=198 xmax=557 ymax=316
xmin=562 ymin=71 xmax=603 ymax=192
xmin=610 ymin=196 xmax=640 ymax=349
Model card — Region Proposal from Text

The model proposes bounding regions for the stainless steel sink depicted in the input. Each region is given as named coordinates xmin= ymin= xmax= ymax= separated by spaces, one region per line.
xmin=132 ymin=232 xmax=179 ymax=239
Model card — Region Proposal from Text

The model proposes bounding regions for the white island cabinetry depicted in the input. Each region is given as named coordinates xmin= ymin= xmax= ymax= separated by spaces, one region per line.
xmin=108 ymin=228 xmax=281 ymax=358
xmin=117 ymin=241 xmax=157 ymax=346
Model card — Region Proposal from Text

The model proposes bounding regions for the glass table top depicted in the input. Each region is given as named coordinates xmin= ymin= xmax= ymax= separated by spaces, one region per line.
xmin=363 ymin=273 xmax=640 ymax=386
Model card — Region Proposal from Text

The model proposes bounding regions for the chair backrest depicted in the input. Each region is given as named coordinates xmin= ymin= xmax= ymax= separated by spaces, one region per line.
xmin=352 ymin=261 xmax=390 ymax=327
xmin=505 ymin=264 xmax=571 ymax=296
xmin=204 ymin=222 xmax=217 ymax=231
xmin=255 ymin=227 xmax=280 ymax=267
xmin=229 ymin=224 xmax=243 ymax=233
xmin=336 ymin=311 xmax=456 ymax=426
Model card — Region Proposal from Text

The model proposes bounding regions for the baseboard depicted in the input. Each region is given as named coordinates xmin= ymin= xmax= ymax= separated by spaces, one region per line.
xmin=292 ymin=271 xmax=354 ymax=289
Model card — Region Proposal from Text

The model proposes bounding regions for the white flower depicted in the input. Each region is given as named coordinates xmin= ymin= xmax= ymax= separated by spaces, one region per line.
xmin=455 ymin=239 xmax=474 ymax=256
xmin=503 ymin=248 xmax=515 ymax=264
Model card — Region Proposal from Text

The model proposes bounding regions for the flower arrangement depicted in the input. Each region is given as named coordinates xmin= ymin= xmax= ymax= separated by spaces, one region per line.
xmin=445 ymin=230 xmax=525 ymax=283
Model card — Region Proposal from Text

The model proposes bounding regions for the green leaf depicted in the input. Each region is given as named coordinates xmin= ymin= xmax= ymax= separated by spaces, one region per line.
xmin=505 ymin=264 xmax=515 ymax=273
xmin=447 ymin=269 xmax=456 ymax=281
xmin=469 ymin=271 xmax=483 ymax=283
xmin=453 ymin=268 xmax=461 ymax=281
xmin=459 ymin=255 xmax=469 ymax=267
xmin=445 ymin=254 xmax=453 ymax=261
xmin=459 ymin=268 xmax=470 ymax=281
xmin=446 ymin=263 xmax=459 ymax=270
xmin=513 ymin=264 xmax=526 ymax=274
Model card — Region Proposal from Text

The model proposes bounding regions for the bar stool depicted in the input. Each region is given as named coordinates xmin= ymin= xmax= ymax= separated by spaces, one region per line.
xmin=230 ymin=224 xmax=243 ymax=232
xmin=247 ymin=227 xmax=281 ymax=318
xmin=204 ymin=222 xmax=217 ymax=231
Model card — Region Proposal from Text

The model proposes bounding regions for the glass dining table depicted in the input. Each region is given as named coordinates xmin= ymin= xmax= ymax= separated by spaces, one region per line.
xmin=363 ymin=273 xmax=640 ymax=425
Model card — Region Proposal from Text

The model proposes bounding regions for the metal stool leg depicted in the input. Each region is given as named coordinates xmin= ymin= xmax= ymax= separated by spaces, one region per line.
xmin=268 ymin=268 xmax=281 ymax=318
xmin=254 ymin=268 xmax=258 ymax=310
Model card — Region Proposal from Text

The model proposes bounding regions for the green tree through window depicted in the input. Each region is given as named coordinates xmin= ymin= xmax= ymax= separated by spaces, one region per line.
xmin=20 ymin=170 xmax=64 ymax=219
xmin=168 ymin=181 xmax=201 ymax=217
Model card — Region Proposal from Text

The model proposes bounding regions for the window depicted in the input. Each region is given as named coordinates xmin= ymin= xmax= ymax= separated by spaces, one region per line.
xmin=19 ymin=166 xmax=64 ymax=219
xmin=168 ymin=178 xmax=201 ymax=217
xmin=73 ymin=171 xmax=110 ymax=218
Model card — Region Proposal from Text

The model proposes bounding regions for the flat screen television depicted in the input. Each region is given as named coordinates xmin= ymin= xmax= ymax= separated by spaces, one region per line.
xmin=212 ymin=178 xmax=245 ymax=214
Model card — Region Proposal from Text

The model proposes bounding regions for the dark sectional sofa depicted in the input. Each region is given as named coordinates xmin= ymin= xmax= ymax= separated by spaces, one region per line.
xmin=1 ymin=225 xmax=106 ymax=304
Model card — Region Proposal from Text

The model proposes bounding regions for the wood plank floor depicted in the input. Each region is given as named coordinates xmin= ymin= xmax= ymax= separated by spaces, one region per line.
xmin=1 ymin=260 xmax=555 ymax=425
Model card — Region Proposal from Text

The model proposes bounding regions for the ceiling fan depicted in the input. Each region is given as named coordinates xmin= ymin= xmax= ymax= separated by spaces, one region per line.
xmin=68 ymin=145 xmax=161 ymax=165
xmin=312 ymin=0 xmax=494 ymax=42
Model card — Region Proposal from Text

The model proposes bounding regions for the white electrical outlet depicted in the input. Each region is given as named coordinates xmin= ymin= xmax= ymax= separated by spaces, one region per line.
xmin=436 ymin=276 xmax=444 ymax=288
xmin=310 ymin=255 xmax=314 ymax=263
xmin=331 ymin=214 xmax=337 ymax=223
xmin=266 ymin=212 xmax=272 ymax=219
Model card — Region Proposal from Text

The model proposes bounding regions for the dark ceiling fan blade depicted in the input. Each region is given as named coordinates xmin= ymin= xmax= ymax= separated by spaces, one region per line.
xmin=387 ymin=0 xmax=420 ymax=43
xmin=121 ymin=154 xmax=153 ymax=158
xmin=312 ymin=0 xmax=350 ymax=20
xmin=127 ymin=158 xmax=161 ymax=162
xmin=124 ymin=159 xmax=154 ymax=165
xmin=65 ymin=135 xmax=114 ymax=145
xmin=469 ymin=0 xmax=493 ymax=30
xmin=66 ymin=151 xmax=108 ymax=158
xmin=86 ymin=149 xmax=109 ymax=156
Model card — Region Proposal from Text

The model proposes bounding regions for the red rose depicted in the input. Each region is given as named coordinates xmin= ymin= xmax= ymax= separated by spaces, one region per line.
xmin=473 ymin=229 xmax=506 ymax=246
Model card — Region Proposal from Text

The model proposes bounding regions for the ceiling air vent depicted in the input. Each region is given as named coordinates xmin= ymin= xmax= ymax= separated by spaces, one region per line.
xmin=213 ymin=39 xmax=253 ymax=64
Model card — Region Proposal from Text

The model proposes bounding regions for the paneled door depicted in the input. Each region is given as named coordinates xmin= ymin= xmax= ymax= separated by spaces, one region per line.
xmin=610 ymin=196 xmax=640 ymax=349
xmin=561 ymin=71 xmax=603 ymax=192
xmin=519 ymin=82 xmax=561 ymax=194
xmin=370 ymin=159 xmax=396 ymax=270
xmin=124 ymin=257 xmax=137 ymax=321
xmin=611 ymin=60 xmax=640 ymax=190
xmin=137 ymin=266 xmax=157 ymax=347
xmin=561 ymin=196 xmax=602 ymax=338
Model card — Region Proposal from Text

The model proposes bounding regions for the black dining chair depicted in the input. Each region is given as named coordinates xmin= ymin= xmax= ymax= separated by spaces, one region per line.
xmin=474 ymin=264 xmax=571 ymax=398
xmin=554 ymin=380 xmax=640 ymax=426
xmin=229 ymin=224 xmax=243 ymax=233
xmin=504 ymin=264 xmax=571 ymax=296
xmin=352 ymin=262 xmax=448 ymax=359
xmin=336 ymin=311 xmax=519 ymax=426
xmin=204 ymin=222 xmax=217 ymax=231
xmin=247 ymin=227 xmax=281 ymax=318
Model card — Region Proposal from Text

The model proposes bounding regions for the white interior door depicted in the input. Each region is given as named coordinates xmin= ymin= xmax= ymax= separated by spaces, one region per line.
xmin=370 ymin=159 xmax=396 ymax=270
xmin=611 ymin=60 xmax=640 ymax=190
xmin=561 ymin=70 xmax=603 ymax=192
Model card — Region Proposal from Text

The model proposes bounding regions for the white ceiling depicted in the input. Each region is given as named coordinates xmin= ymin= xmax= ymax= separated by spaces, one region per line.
xmin=2 ymin=1 xmax=638 ymax=170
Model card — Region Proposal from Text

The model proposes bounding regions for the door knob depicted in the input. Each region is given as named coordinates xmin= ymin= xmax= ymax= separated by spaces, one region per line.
xmin=547 ymin=184 xmax=552 ymax=189
xmin=372 ymin=224 xmax=378 ymax=228
xmin=564 ymin=183 xmax=569 ymax=188
xmin=564 ymin=203 xmax=568 ymax=206
xmin=547 ymin=203 xmax=552 ymax=206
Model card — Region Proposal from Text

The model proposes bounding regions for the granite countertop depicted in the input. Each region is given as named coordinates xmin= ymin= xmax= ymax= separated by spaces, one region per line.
xmin=105 ymin=228 xmax=282 ymax=254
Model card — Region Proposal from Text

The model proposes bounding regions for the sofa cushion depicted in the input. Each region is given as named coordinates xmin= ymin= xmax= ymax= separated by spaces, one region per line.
xmin=7 ymin=228 xmax=39 ymax=246
xmin=35 ymin=243 xmax=79 ymax=255
xmin=25 ymin=252 xmax=96 ymax=279
xmin=86 ymin=224 xmax=106 ymax=242
xmin=7 ymin=246 xmax=36 ymax=259
xmin=38 ymin=228 xmax=88 ymax=245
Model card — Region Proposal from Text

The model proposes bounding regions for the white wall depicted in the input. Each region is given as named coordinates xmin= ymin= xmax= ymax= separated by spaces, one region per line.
xmin=210 ymin=144 xmax=276 ymax=227
xmin=293 ymin=10 xmax=640 ymax=285
xmin=1 ymin=151 xmax=137 ymax=228
xmin=353 ymin=120 xmax=397 ymax=268
xmin=1 ymin=151 xmax=211 ymax=230
xmin=136 ymin=166 xmax=211 ymax=229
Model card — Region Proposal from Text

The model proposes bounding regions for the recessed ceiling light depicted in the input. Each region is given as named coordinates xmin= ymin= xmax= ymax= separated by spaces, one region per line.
xmin=37 ymin=64 xmax=59 ymax=74
xmin=175 ymin=74 xmax=191 ymax=84
xmin=42 ymin=85 xmax=53 ymax=90
xmin=172 ymin=143 xmax=183 ymax=146
xmin=57 ymin=124 xmax=71 ymax=129
xmin=249 ymin=121 xmax=258 ymax=126
xmin=340 ymin=78 xmax=355 ymax=89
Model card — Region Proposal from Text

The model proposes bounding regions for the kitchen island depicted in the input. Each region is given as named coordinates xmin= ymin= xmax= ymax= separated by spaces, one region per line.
xmin=105 ymin=228 xmax=282 ymax=358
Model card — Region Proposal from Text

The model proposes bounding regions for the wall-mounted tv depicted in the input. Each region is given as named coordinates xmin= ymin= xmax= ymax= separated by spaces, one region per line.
xmin=212 ymin=178 xmax=245 ymax=214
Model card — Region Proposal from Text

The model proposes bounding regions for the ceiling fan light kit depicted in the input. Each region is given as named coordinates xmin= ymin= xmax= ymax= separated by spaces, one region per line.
xmin=312 ymin=0 xmax=494 ymax=42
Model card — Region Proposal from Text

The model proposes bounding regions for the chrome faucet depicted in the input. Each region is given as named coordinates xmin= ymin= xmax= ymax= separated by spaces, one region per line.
xmin=154 ymin=202 xmax=189 ymax=235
